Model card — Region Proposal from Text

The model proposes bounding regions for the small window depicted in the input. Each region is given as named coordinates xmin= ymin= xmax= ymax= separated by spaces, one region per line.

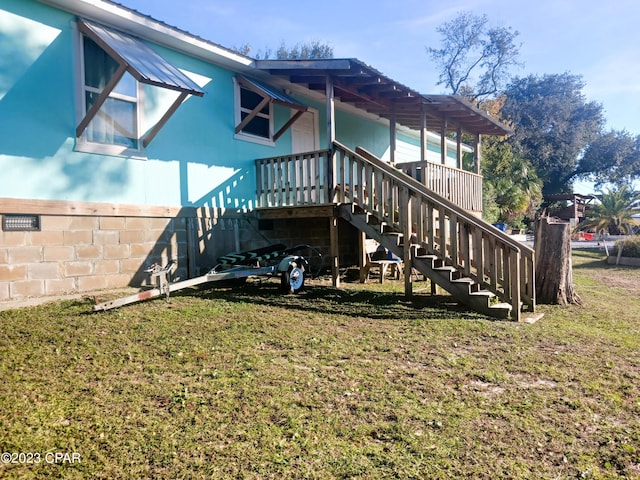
xmin=234 ymin=79 xmax=273 ymax=145
xmin=239 ymin=87 xmax=271 ymax=138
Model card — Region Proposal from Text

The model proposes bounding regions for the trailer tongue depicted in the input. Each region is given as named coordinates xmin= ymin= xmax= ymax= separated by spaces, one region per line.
xmin=92 ymin=244 xmax=312 ymax=311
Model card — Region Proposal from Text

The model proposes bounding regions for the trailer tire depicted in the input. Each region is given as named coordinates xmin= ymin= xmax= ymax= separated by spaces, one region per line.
xmin=281 ymin=265 xmax=305 ymax=294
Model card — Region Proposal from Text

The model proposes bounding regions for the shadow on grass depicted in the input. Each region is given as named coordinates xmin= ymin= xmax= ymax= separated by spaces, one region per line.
xmin=572 ymin=248 xmax=610 ymax=270
xmin=189 ymin=281 xmax=488 ymax=322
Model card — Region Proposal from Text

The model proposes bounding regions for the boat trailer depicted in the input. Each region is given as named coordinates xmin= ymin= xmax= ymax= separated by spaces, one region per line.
xmin=92 ymin=244 xmax=313 ymax=311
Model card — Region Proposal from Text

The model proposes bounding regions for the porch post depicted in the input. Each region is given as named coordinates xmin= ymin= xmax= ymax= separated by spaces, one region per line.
xmin=326 ymin=76 xmax=336 ymax=201
xmin=420 ymin=104 xmax=428 ymax=163
xmin=389 ymin=103 xmax=397 ymax=165
xmin=456 ymin=128 xmax=462 ymax=169
xmin=326 ymin=76 xmax=335 ymax=148
xmin=475 ymin=133 xmax=482 ymax=174
xmin=330 ymin=215 xmax=340 ymax=288
xmin=401 ymin=187 xmax=413 ymax=298
xmin=440 ymin=119 xmax=447 ymax=165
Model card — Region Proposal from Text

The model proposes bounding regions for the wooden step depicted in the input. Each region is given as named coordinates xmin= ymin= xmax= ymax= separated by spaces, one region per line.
xmin=338 ymin=201 xmax=522 ymax=321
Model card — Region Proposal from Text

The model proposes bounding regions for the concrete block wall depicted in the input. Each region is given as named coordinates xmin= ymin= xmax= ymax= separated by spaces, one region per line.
xmin=0 ymin=213 xmax=189 ymax=303
xmin=241 ymin=216 xmax=360 ymax=269
xmin=0 ymin=201 xmax=360 ymax=306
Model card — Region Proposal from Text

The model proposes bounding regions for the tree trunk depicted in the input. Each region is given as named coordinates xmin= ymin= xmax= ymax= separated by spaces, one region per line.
xmin=534 ymin=216 xmax=582 ymax=305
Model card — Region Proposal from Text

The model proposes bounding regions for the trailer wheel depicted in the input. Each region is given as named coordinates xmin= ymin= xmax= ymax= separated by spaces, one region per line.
xmin=282 ymin=265 xmax=305 ymax=294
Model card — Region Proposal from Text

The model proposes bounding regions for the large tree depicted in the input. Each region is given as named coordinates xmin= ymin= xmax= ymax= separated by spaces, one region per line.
xmin=575 ymin=130 xmax=640 ymax=188
xmin=501 ymin=73 xmax=605 ymax=194
xmin=481 ymin=134 xmax=543 ymax=226
xmin=427 ymin=11 xmax=522 ymax=101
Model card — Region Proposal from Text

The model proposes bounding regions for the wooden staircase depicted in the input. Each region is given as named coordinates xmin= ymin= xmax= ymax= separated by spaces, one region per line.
xmin=255 ymin=141 xmax=537 ymax=321
xmin=337 ymin=203 xmax=512 ymax=319
xmin=332 ymin=143 xmax=536 ymax=321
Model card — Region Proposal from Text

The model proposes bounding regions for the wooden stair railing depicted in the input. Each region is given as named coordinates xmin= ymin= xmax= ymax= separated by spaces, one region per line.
xmin=332 ymin=142 xmax=535 ymax=321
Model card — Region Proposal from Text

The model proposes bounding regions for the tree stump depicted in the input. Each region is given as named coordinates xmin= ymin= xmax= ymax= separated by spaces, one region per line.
xmin=534 ymin=216 xmax=582 ymax=305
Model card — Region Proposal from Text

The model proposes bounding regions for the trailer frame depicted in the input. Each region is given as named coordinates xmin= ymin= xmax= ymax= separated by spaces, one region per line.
xmin=92 ymin=244 xmax=312 ymax=311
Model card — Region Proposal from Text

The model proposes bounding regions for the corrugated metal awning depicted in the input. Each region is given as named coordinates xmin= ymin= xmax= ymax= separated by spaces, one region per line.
xmin=76 ymin=19 xmax=205 ymax=147
xmin=79 ymin=19 xmax=204 ymax=97
xmin=235 ymin=76 xmax=308 ymax=141
xmin=238 ymin=76 xmax=306 ymax=111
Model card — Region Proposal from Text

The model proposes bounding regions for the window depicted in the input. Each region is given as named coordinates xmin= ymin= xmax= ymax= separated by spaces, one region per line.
xmin=233 ymin=76 xmax=308 ymax=146
xmin=235 ymin=80 xmax=273 ymax=144
xmin=81 ymin=35 xmax=139 ymax=150
xmin=74 ymin=19 xmax=204 ymax=156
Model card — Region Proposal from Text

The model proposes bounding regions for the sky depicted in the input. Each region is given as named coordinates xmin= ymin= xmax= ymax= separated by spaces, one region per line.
xmin=122 ymin=0 xmax=640 ymax=136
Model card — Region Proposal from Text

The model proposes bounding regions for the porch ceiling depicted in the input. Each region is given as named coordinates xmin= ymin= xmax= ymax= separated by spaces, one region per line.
xmin=256 ymin=59 xmax=511 ymax=136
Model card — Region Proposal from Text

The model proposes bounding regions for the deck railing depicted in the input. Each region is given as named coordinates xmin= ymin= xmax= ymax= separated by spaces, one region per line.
xmin=256 ymin=149 xmax=332 ymax=207
xmin=398 ymin=161 xmax=483 ymax=212
xmin=255 ymin=143 xmax=535 ymax=319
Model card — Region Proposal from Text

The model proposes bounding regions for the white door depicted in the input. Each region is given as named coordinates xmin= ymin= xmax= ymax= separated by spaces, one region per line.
xmin=291 ymin=109 xmax=319 ymax=153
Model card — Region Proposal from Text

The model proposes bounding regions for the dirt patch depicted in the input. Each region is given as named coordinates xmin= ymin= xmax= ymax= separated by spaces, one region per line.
xmin=588 ymin=270 xmax=640 ymax=290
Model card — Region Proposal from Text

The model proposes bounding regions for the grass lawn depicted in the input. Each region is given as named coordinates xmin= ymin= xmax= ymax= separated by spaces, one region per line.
xmin=1 ymin=249 xmax=639 ymax=479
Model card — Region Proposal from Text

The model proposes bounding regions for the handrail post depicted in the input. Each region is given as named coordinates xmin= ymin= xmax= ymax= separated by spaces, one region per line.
xmin=327 ymin=147 xmax=336 ymax=203
xmin=400 ymin=187 xmax=413 ymax=298
xmin=510 ymin=249 xmax=521 ymax=321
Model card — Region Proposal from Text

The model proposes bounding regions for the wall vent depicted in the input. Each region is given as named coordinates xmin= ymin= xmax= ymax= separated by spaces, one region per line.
xmin=2 ymin=214 xmax=41 ymax=231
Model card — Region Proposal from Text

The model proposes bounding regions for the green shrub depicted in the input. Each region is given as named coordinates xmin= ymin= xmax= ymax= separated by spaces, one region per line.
xmin=612 ymin=235 xmax=640 ymax=258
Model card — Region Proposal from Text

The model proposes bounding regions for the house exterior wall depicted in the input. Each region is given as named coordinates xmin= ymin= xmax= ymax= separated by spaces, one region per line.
xmin=0 ymin=0 xmax=301 ymax=211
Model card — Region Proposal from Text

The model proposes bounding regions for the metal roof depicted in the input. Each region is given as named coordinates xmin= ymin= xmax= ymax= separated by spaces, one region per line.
xmin=256 ymin=58 xmax=511 ymax=136
xmin=79 ymin=19 xmax=205 ymax=96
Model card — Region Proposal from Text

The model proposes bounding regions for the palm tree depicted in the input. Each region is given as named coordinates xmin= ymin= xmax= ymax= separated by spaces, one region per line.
xmin=580 ymin=185 xmax=639 ymax=235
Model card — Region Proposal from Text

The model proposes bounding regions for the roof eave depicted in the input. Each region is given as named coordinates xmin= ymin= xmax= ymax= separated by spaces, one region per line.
xmin=38 ymin=0 xmax=255 ymax=71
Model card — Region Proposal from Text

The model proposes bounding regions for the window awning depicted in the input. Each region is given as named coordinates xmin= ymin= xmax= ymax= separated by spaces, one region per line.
xmin=236 ymin=76 xmax=308 ymax=141
xmin=76 ymin=19 xmax=205 ymax=148
xmin=78 ymin=19 xmax=204 ymax=96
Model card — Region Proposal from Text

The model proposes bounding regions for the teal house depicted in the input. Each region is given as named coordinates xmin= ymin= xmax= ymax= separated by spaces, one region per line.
xmin=0 ymin=0 xmax=536 ymax=320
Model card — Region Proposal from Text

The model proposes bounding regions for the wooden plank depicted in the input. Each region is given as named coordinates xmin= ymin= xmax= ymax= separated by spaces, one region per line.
xmin=439 ymin=208 xmax=447 ymax=260
xmin=473 ymin=227 xmax=484 ymax=286
xmin=235 ymin=96 xmax=270 ymax=134
xmin=460 ymin=221 xmax=471 ymax=277
xmin=427 ymin=203 xmax=435 ymax=252
xmin=0 ymin=197 xmax=195 ymax=218
xmin=316 ymin=152 xmax=324 ymax=203
xmin=294 ymin=154 xmax=302 ymax=205
xmin=401 ymin=188 xmax=412 ymax=297
xmin=255 ymin=204 xmax=335 ymax=219
xmin=273 ymin=109 xmax=304 ymax=142
xmin=358 ymin=230 xmax=367 ymax=281
xmin=305 ymin=153 xmax=319 ymax=204
xmin=329 ymin=215 xmax=340 ymax=288
xmin=269 ymin=158 xmax=277 ymax=207
xmin=449 ymin=213 xmax=458 ymax=268
xmin=76 ymin=63 xmax=127 ymax=138
xmin=256 ymin=160 xmax=265 ymax=208
xmin=339 ymin=149 xmax=346 ymax=203
xmin=509 ymin=249 xmax=521 ymax=321
xmin=143 ymin=91 xmax=188 ymax=147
